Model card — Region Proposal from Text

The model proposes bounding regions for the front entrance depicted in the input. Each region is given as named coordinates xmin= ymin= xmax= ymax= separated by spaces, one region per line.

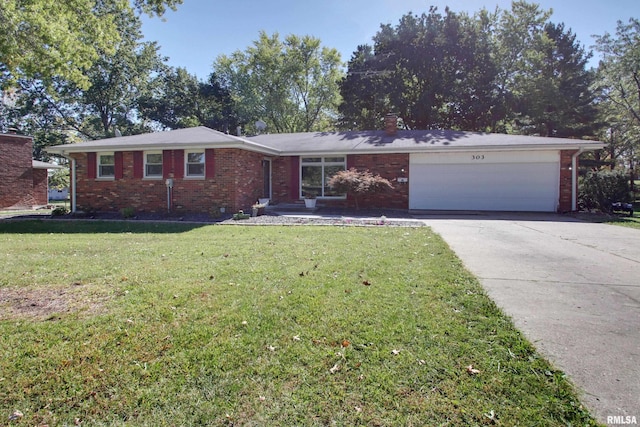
xmin=262 ymin=159 xmax=272 ymax=199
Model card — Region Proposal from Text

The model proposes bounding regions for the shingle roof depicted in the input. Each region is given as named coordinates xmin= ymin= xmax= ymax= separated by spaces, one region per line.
xmin=46 ymin=126 xmax=606 ymax=157
xmin=246 ymin=130 xmax=606 ymax=154
xmin=46 ymin=126 xmax=279 ymax=155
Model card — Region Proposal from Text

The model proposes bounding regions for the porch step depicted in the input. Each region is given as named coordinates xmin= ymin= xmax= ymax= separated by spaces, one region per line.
xmin=265 ymin=202 xmax=318 ymax=213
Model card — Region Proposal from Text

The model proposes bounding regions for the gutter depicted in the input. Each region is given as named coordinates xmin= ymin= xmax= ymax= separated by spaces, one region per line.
xmin=571 ymin=147 xmax=585 ymax=212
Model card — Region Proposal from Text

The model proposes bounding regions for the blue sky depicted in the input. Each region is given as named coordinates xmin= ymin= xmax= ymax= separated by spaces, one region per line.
xmin=141 ymin=0 xmax=639 ymax=80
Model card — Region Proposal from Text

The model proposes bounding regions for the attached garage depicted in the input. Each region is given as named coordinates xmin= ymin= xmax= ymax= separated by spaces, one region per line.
xmin=409 ymin=150 xmax=560 ymax=212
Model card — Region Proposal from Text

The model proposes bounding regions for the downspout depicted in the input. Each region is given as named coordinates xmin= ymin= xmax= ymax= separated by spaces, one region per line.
xmin=571 ymin=148 xmax=584 ymax=212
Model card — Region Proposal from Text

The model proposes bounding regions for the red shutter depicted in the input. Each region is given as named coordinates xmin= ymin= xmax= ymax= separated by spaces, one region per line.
xmin=205 ymin=149 xmax=215 ymax=179
xmin=114 ymin=152 xmax=124 ymax=179
xmin=162 ymin=150 xmax=172 ymax=179
xmin=87 ymin=152 xmax=96 ymax=179
xmin=290 ymin=156 xmax=300 ymax=199
xmin=133 ymin=151 xmax=143 ymax=179
xmin=173 ymin=150 xmax=184 ymax=179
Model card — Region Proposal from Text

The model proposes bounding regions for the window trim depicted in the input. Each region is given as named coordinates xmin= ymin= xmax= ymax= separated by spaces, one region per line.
xmin=143 ymin=151 xmax=163 ymax=179
xmin=97 ymin=152 xmax=115 ymax=180
xmin=184 ymin=150 xmax=205 ymax=178
xmin=300 ymin=156 xmax=346 ymax=199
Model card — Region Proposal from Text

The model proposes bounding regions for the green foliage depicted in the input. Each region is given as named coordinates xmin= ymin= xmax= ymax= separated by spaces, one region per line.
xmin=1 ymin=1 xmax=168 ymax=141
xmin=328 ymin=168 xmax=394 ymax=209
xmin=138 ymin=68 xmax=238 ymax=132
xmin=120 ymin=207 xmax=136 ymax=219
xmin=0 ymin=224 xmax=599 ymax=425
xmin=579 ymin=169 xmax=631 ymax=211
xmin=0 ymin=0 xmax=181 ymax=89
xmin=48 ymin=168 xmax=69 ymax=190
xmin=339 ymin=2 xmax=597 ymax=137
xmin=593 ymin=18 xmax=640 ymax=173
xmin=214 ymin=31 xmax=343 ymax=133
xmin=50 ymin=206 xmax=68 ymax=216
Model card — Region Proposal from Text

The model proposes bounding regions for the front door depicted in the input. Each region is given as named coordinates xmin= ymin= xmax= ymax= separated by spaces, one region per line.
xmin=262 ymin=159 xmax=272 ymax=199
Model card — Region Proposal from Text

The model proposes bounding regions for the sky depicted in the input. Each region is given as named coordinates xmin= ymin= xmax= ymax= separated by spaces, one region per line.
xmin=140 ymin=0 xmax=639 ymax=80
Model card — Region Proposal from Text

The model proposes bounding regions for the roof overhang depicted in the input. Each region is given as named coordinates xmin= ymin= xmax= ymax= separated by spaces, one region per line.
xmin=32 ymin=160 xmax=65 ymax=169
xmin=44 ymin=126 xmax=606 ymax=158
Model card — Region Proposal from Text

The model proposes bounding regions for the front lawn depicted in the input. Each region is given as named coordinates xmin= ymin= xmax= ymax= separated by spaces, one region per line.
xmin=0 ymin=221 xmax=598 ymax=426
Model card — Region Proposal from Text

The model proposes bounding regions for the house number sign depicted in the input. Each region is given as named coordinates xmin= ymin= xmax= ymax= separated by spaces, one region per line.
xmin=472 ymin=154 xmax=485 ymax=160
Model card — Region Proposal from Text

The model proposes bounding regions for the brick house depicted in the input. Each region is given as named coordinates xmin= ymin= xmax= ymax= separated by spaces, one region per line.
xmin=46 ymin=119 xmax=605 ymax=215
xmin=0 ymin=132 xmax=63 ymax=209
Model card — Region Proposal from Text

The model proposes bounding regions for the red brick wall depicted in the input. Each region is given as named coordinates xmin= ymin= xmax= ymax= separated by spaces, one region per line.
xmin=272 ymin=153 xmax=409 ymax=209
xmin=345 ymin=153 xmax=409 ymax=209
xmin=0 ymin=134 xmax=36 ymax=209
xmin=32 ymin=169 xmax=48 ymax=205
xmin=559 ymin=150 xmax=577 ymax=212
xmin=71 ymin=149 xmax=269 ymax=214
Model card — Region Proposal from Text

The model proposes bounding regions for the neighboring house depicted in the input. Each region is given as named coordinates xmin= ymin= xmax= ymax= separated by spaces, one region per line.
xmin=0 ymin=132 xmax=64 ymax=209
xmin=46 ymin=116 xmax=605 ymax=215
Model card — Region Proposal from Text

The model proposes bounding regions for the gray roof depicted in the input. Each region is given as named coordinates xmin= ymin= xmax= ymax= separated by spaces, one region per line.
xmin=46 ymin=126 xmax=606 ymax=157
xmin=246 ymin=130 xmax=606 ymax=154
xmin=46 ymin=126 xmax=279 ymax=155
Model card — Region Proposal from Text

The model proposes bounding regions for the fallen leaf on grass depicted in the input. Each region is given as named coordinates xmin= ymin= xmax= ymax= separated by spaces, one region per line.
xmin=484 ymin=409 xmax=496 ymax=421
xmin=466 ymin=365 xmax=481 ymax=375
xmin=342 ymin=339 xmax=350 ymax=347
xmin=9 ymin=410 xmax=23 ymax=420
xmin=362 ymin=280 xmax=371 ymax=286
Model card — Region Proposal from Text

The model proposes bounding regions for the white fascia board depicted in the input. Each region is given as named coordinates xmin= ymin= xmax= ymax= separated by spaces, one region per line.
xmin=47 ymin=141 xmax=281 ymax=156
xmin=280 ymin=143 xmax=606 ymax=157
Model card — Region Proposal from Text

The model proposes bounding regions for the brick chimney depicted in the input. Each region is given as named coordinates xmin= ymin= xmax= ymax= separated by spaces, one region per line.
xmin=384 ymin=113 xmax=398 ymax=136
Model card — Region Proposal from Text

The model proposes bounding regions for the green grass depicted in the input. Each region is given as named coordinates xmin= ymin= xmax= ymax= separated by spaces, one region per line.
xmin=0 ymin=221 xmax=599 ymax=426
xmin=602 ymin=203 xmax=640 ymax=230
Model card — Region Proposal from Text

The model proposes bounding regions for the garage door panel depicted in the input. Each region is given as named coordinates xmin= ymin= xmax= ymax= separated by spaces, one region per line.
xmin=409 ymin=154 xmax=560 ymax=212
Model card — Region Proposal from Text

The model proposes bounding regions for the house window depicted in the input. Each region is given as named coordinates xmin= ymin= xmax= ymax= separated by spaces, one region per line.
xmin=301 ymin=156 xmax=346 ymax=198
xmin=144 ymin=152 xmax=163 ymax=178
xmin=185 ymin=151 xmax=205 ymax=177
xmin=98 ymin=153 xmax=115 ymax=178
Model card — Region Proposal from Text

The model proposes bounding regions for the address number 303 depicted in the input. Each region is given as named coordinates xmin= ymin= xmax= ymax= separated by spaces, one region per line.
xmin=472 ymin=154 xmax=485 ymax=160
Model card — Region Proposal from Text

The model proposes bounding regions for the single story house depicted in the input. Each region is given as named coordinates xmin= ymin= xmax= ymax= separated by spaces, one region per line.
xmin=46 ymin=116 xmax=605 ymax=215
xmin=0 ymin=132 xmax=64 ymax=209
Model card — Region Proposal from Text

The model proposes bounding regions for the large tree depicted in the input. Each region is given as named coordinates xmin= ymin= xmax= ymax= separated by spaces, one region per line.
xmin=592 ymin=18 xmax=640 ymax=184
xmin=494 ymin=3 xmax=597 ymax=136
xmin=0 ymin=0 xmax=181 ymax=89
xmin=505 ymin=22 xmax=598 ymax=136
xmin=214 ymin=31 xmax=343 ymax=133
xmin=341 ymin=7 xmax=500 ymax=131
xmin=138 ymin=68 xmax=238 ymax=132
xmin=0 ymin=1 xmax=168 ymax=154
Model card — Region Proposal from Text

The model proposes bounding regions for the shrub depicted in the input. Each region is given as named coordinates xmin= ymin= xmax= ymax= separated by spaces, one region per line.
xmin=578 ymin=169 xmax=631 ymax=211
xmin=51 ymin=206 xmax=68 ymax=216
xmin=120 ymin=207 xmax=136 ymax=219
xmin=328 ymin=168 xmax=394 ymax=209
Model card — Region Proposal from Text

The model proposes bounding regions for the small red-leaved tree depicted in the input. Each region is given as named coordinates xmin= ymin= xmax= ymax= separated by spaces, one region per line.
xmin=328 ymin=168 xmax=394 ymax=209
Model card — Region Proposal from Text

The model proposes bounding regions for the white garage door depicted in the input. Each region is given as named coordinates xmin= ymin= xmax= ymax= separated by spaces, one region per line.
xmin=409 ymin=151 xmax=560 ymax=212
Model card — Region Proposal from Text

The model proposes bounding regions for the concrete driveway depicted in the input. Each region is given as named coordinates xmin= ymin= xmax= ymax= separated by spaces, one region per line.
xmin=420 ymin=213 xmax=640 ymax=425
